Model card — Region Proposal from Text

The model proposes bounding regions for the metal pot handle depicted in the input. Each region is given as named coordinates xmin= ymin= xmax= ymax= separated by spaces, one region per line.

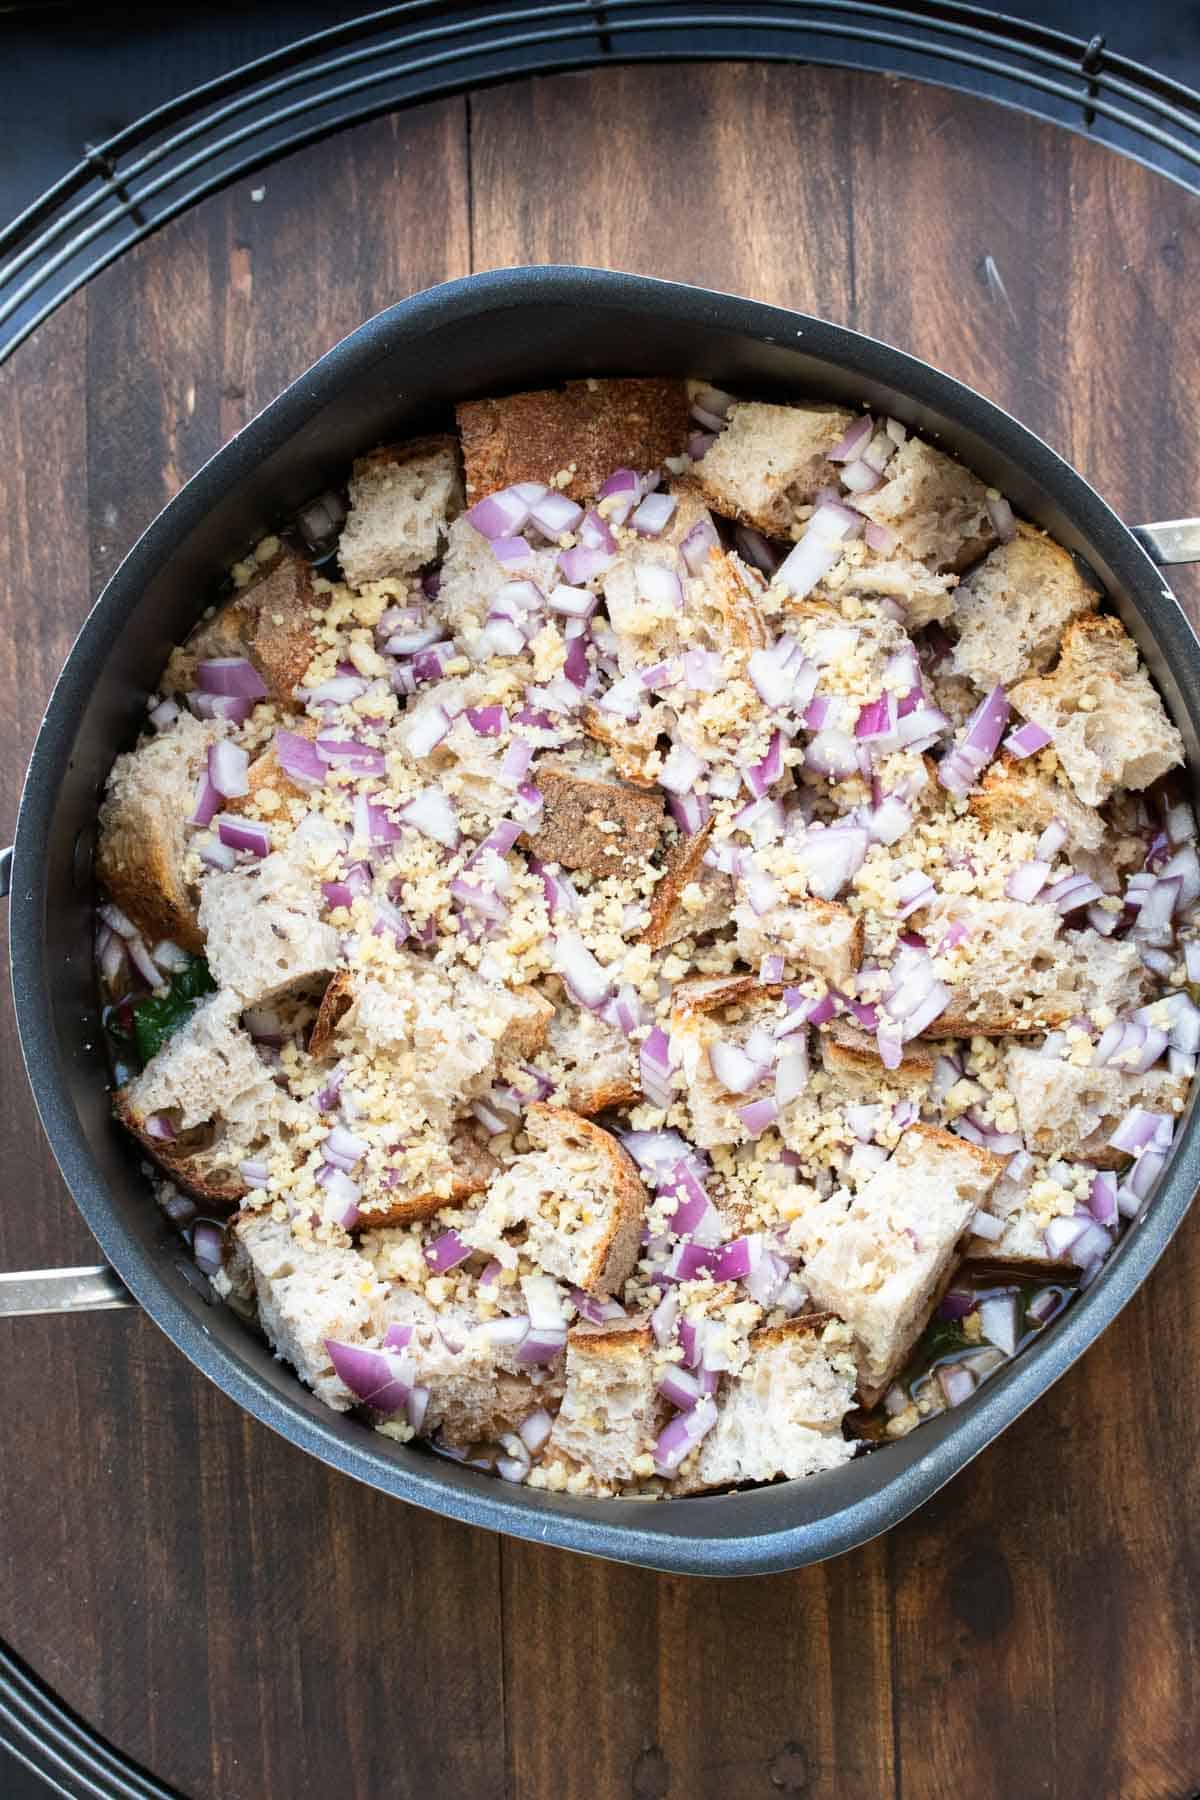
xmin=2 ymin=844 xmax=136 ymax=1315
xmin=3 ymin=514 xmax=1197 ymax=1316
xmin=1132 ymin=519 xmax=1200 ymax=565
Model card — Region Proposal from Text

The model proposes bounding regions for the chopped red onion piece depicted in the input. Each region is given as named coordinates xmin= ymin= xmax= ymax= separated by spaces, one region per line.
xmin=863 ymin=521 xmax=899 ymax=554
xmin=548 ymin=582 xmax=600 ymax=619
xmin=192 ymin=1220 xmax=226 ymax=1275
xmin=640 ymin=1028 xmax=675 ymax=1111
xmin=401 ymin=704 xmax=452 ymax=759
xmin=488 ymin=535 xmax=534 ymax=570
xmin=667 ymin=791 xmax=711 ymax=837
xmin=938 ymin=1364 xmax=977 ymax=1408
xmin=688 ymin=430 xmax=716 ymax=459
xmin=215 ymin=814 xmax=270 ymax=857
xmin=570 ymin=1288 xmax=626 ymax=1327
xmin=1005 ymin=860 xmax=1050 ymax=903
xmin=398 ymin=788 xmax=459 ymax=848
xmin=937 ymin=684 xmax=1010 ymax=796
xmin=829 ymin=415 xmax=874 ymax=462
xmin=1004 ymin=720 xmax=1053 ymax=758
xmin=555 ymin=544 xmax=610 ymax=586
xmin=309 ymin=673 xmax=370 ymax=706
xmin=410 ymin=643 xmax=457 ymax=686
xmin=738 ymin=1097 xmax=779 ymax=1137
xmin=709 ymin=1040 xmax=767 ymax=1095
xmin=894 ymin=869 xmax=936 ymax=918
xmin=632 ymin=491 xmax=677 ymax=537
xmin=553 ymin=930 xmax=612 ymax=1009
xmin=650 ymin=1289 xmax=679 ymax=1347
xmin=657 ymin=1365 xmax=706 ymax=1410
xmin=529 ymin=490 xmax=584 ymax=538
xmin=188 ymin=769 xmax=220 ymax=829
xmin=275 ymin=728 xmax=326 ymax=788
xmin=465 ymin=705 xmax=505 ymax=737
xmin=1107 ymin=1107 xmax=1171 ymax=1154
xmin=1036 ymin=819 xmax=1067 ymax=859
xmin=208 ymin=738 xmax=249 ymax=800
xmin=424 ymin=1229 xmax=472 ymax=1274
xmin=774 ymin=503 xmax=860 ymax=599
xmin=744 ymin=729 xmax=784 ymax=800
xmin=805 ymin=728 xmax=859 ymax=782
xmin=579 ymin=508 xmax=618 ymax=553
xmin=775 ymin=1042 xmax=809 ymax=1107
xmin=467 ymin=488 xmax=532 ymax=538
xmin=652 ymin=1395 xmax=718 ymax=1474
xmin=196 ymin=657 xmax=268 ymax=700
xmin=841 ymin=457 xmax=882 ymax=494
xmin=325 ymin=1340 xmax=412 ymax=1414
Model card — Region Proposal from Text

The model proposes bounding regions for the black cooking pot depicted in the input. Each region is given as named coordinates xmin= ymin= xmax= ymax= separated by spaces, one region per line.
xmin=5 ymin=266 xmax=1200 ymax=1576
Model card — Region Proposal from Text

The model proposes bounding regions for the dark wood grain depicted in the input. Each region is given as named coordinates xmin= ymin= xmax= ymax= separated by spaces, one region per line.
xmin=1 ymin=60 xmax=1200 ymax=1800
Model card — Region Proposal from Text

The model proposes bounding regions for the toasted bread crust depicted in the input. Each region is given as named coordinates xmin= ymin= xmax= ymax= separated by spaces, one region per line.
xmin=224 ymin=716 xmax=317 ymax=817
xmin=113 ymin=1087 xmax=248 ymax=1206
xmin=308 ymin=969 xmax=354 ymax=1059
xmin=821 ymin=1022 xmax=935 ymax=1094
xmin=231 ymin=547 xmax=320 ymax=704
xmin=456 ymin=379 xmax=689 ymax=503
xmin=360 ymin=432 xmax=462 ymax=474
xmin=579 ymin=704 xmax=661 ymax=786
xmin=97 ymin=821 xmax=203 ymax=953
xmin=355 ymin=1131 xmax=498 ymax=1227
xmin=693 ymin=545 xmax=770 ymax=652
xmin=642 ymin=818 xmax=732 ymax=951
xmin=525 ymin=1103 xmax=648 ymax=1295
xmin=525 ymin=762 xmax=666 ymax=876
xmin=565 ymin=1073 xmax=643 ymax=1116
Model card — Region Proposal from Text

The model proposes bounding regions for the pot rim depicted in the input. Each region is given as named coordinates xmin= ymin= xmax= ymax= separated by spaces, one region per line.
xmin=10 ymin=264 xmax=1200 ymax=1575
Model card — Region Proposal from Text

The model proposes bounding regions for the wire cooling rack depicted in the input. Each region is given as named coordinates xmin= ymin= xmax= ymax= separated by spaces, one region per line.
xmin=3 ymin=0 xmax=1200 ymax=363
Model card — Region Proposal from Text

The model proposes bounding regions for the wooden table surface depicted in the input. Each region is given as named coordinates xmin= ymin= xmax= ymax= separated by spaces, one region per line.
xmin=3 ymin=61 xmax=1200 ymax=1800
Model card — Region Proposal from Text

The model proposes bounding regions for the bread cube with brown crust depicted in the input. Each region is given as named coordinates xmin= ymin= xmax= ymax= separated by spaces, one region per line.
xmin=969 ymin=753 xmax=1106 ymax=855
xmin=197 ymin=832 xmax=342 ymax=1010
xmin=670 ymin=975 xmax=786 ymax=1149
xmin=820 ymin=1019 xmax=936 ymax=1099
xmin=224 ymin=717 xmax=319 ymax=819
xmin=733 ymin=895 xmax=863 ymax=990
xmin=461 ymin=1105 xmax=647 ymax=1296
xmin=951 ymin=524 xmax=1100 ymax=688
xmin=1003 ymin=1044 xmax=1189 ymax=1168
xmin=115 ymin=989 xmax=294 ymax=1205
xmin=541 ymin=1318 xmax=667 ymax=1492
xmin=525 ymin=754 xmax=666 ymax=876
xmin=371 ymin=1288 xmax=562 ymax=1451
xmin=854 ymin=438 xmax=998 ymax=573
xmin=456 ymin=378 xmax=689 ymax=503
xmin=795 ymin=1123 xmax=1004 ymax=1405
xmin=97 ymin=711 xmax=223 ymax=953
xmin=579 ymin=701 xmax=663 ymax=787
xmin=915 ymin=896 xmax=1147 ymax=1035
xmin=1009 ymin=614 xmax=1184 ymax=807
xmin=642 ymin=819 xmax=735 ymax=951
xmin=544 ymin=993 xmax=640 ymax=1116
xmin=230 ymin=1211 xmax=390 ymax=1409
xmin=680 ymin=400 xmax=856 ymax=536
xmin=337 ymin=435 xmax=463 ymax=588
xmin=355 ymin=1128 xmax=499 ymax=1228
xmin=673 ymin=1315 xmax=859 ymax=1493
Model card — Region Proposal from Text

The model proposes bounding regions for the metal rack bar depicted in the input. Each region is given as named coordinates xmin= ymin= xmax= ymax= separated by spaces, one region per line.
xmin=2 ymin=0 xmax=1200 ymax=365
